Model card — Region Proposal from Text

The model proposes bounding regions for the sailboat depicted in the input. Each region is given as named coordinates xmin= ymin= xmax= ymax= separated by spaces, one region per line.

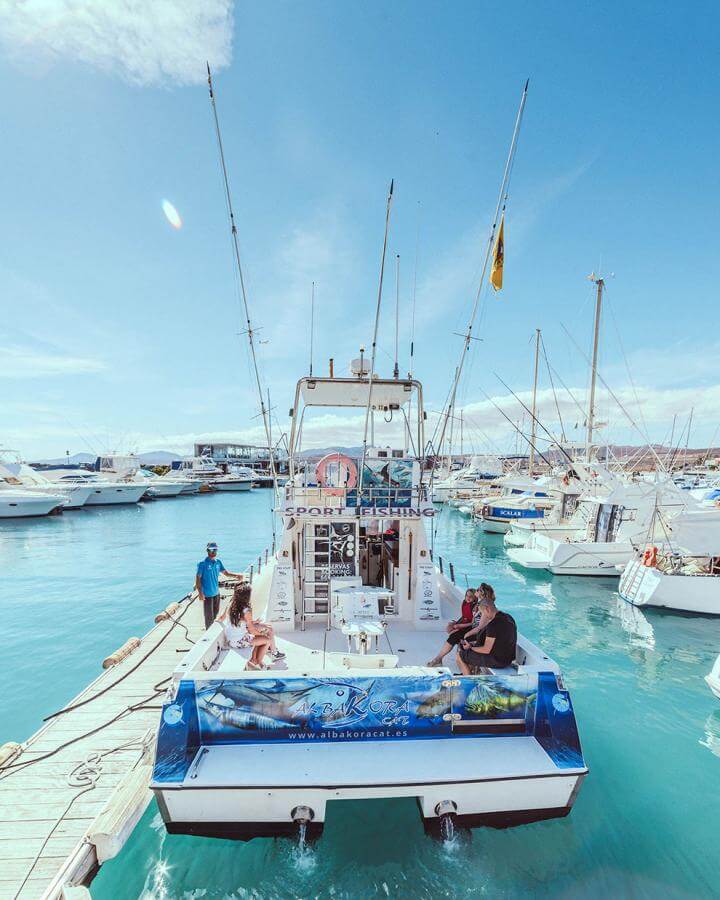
xmin=619 ymin=507 xmax=720 ymax=613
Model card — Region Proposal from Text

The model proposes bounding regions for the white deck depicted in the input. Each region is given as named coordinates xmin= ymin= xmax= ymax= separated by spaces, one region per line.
xmin=187 ymin=735 xmax=579 ymax=789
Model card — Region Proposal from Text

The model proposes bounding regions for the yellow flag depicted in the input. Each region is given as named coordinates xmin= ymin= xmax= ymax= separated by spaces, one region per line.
xmin=490 ymin=214 xmax=504 ymax=292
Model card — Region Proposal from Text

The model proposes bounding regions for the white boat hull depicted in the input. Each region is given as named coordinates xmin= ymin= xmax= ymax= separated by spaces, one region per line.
xmin=146 ymin=482 xmax=186 ymax=498
xmin=479 ymin=518 xmax=511 ymax=534
xmin=154 ymin=736 xmax=585 ymax=839
xmin=706 ymin=655 xmax=720 ymax=699
xmin=619 ymin=558 xmax=720 ymax=614
xmin=84 ymin=485 xmax=147 ymax=505
xmin=507 ymin=535 xmax=629 ymax=577
xmin=212 ymin=480 xmax=252 ymax=492
xmin=0 ymin=493 xmax=66 ymax=517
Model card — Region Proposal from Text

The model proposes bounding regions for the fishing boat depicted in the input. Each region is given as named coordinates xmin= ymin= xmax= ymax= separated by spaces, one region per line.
xmin=618 ymin=508 xmax=720 ymax=614
xmin=152 ymin=72 xmax=584 ymax=843
xmin=151 ymin=371 xmax=587 ymax=840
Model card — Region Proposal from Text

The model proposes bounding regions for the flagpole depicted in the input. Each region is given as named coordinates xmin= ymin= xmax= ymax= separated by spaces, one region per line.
xmin=429 ymin=79 xmax=529 ymax=477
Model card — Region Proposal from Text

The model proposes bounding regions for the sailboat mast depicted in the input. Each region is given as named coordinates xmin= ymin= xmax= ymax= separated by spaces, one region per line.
xmin=529 ymin=328 xmax=540 ymax=475
xmin=394 ymin=254 xmax=400 ymax=379
xmin=586 ymin=275 xmax=605 ymax=455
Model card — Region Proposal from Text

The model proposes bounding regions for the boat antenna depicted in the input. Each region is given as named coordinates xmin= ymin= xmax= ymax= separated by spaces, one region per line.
xmin=394 ymin=254 xmax=400 ymax=379
xmin=431 ymin=80 xmax=529 ymax=478
xmin=205 ymin=64 xmax=278 ymax=540
xmin=309 ymin=281 xmax=315 ymax=376
xmin=409 ymin=202 xmax=420 ymax=378
xmin=359 ymin=179 xmax=394 ymax=495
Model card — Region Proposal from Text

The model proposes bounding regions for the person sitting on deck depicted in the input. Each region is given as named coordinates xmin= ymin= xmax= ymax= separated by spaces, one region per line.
xmin=216 ymin=584 xmax=285 ymax=668
xmin=457 ymin=584 xmax=517 ymax=675
xmin=426 ymin=588 xmax=480 ymax=667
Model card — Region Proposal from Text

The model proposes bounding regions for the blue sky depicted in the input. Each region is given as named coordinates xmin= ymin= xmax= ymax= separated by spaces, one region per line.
xmin=1 ymin=1 xmax=719 ymax=459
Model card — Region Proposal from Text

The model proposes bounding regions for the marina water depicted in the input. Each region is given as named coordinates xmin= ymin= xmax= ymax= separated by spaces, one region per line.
xmin=2 ymin=491 xmax=718 ymax=898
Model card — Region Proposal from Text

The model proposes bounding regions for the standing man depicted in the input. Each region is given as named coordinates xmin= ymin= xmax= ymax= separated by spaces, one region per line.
xmin=196 ymin=541 xmax=244 ymax=629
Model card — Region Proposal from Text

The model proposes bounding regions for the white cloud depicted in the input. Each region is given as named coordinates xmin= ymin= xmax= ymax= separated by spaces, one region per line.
xmin=0 ymin=0 xmax=234 ymax=86
xmin=0 ymin=344 xmax=105 ymax=377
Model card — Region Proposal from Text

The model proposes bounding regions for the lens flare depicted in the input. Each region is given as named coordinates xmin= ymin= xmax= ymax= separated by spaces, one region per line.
xmin=162 ymin=199 xmax=182 ymax=230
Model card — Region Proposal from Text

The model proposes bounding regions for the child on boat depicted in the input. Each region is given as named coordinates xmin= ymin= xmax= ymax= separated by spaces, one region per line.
xmin=457 ymin=584 xmax=517 ymax=674
xmin=216 ymin=584 xmax=285 ymax=669
xmin=426 ymin=587 xmax=481 ymax=667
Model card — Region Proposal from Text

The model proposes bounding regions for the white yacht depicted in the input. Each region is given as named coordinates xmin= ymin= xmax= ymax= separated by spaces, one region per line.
xmin=94 ymin=455 xmax=186 ymax=498
xmin=432 ymin=455 xmax=503 ymax=503
xmin=503 ymin=467 xmax=603 ymax=549
xmin=41 ymin=468 xmax=147 ymax=505
xmin=152 ymin=372 xmax=586 ymax=840
xmin=619 ymin=508 xmax=720 ymax=614
xmin=0 ymin=454 xmax=92 ymax=509
xmin=0 ymin=474 xmax=68 ymax=518
xmin=168 ymin=456 xmax=255 ymax=491
xmin=505 ymin=476 xmax=690 ymax=576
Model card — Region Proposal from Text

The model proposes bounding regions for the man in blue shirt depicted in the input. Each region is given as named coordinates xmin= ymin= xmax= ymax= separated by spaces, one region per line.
xmin=195 ymin=542 xmax=244 ymax=628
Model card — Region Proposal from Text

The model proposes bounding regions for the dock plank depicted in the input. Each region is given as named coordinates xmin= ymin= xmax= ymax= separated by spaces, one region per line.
xmin=0 ymin=588 xmax=208 ymax=900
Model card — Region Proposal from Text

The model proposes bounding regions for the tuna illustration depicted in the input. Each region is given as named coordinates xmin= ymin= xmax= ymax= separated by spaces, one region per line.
xmin=465 ymin=682 xmax=535 ymax=718
xmin=200 ymin=699 xmax=296 ymax=732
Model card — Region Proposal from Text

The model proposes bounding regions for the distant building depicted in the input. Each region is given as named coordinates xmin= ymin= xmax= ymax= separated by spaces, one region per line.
xmin=194 ymin=442 xmax=289 ymax=474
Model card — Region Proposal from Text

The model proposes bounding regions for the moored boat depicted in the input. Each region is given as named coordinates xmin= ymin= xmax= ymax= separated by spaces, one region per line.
xmin=151 ymin=372 xmax=587 ymax=840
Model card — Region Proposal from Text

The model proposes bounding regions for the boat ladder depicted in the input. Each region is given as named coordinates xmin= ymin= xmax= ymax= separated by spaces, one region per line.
xmin=624 ymin=560 xmax=646 ymax=600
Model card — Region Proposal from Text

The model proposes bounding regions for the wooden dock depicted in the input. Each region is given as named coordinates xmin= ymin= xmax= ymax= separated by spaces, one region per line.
xmin=0 ymin=586 xmax=214 ymax=900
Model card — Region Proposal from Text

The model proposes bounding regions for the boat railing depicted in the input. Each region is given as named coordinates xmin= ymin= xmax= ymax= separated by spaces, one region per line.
xmin=284 ymin=483 xmax=429 ymax=509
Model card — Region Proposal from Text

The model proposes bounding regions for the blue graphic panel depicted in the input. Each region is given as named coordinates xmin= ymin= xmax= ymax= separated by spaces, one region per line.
xmin=488 ymin=506 xmax=545 ymax=520
xmin=194 ymin=676 xmax=453 ymax=743
xmin=533 ymin=671 xmax=585 ymax=769
xmin=153 ymin=679 xmax=201 ymax=783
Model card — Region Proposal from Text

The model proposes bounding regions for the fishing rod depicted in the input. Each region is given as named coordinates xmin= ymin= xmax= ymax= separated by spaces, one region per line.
xmin=309 ymin=281 xmax=315 ymax=377
xmin=493 ymin=373 xmax=578 ymax=470
xmin=206 ymin=64 xmax=278 ymax=542
xmin=430 ymin=80 xmax=529 ymax=479
xmin=480 ymin=389 xmax=554 ymax=470
xmin=359 ymin=180 xmax=394 ymax=494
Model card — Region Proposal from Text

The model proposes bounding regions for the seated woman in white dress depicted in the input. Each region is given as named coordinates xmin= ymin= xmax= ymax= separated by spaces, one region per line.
xmin=217 ymin=584 xmax=284 ymax=669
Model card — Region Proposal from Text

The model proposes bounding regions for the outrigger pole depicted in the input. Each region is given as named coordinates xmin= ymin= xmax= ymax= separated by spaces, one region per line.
xmin=359 ymin=179 xmax=395 ymax=496
xmin=309 ymin=281 xmax=315 ymax=376
xmin=429 ymin=79 xmax=529 ymax=481
xmin=206 ymin=64 xmax=278 ymax=537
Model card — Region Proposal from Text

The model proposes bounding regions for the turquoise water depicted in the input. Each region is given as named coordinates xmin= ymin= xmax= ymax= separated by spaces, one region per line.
xmin=3 ymin=494 xmax=719 ymax=898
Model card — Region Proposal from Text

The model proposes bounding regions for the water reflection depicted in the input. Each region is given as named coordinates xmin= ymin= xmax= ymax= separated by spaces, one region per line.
xmin=699 ymin=711 xmax=720 ymax=758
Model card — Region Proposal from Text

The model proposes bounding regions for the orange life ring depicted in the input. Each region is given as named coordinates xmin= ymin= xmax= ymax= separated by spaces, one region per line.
xmin=642 ymin=546 xmax=658 ymax=568
xmin=316 ymin=452 xmax=358 ymax=490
